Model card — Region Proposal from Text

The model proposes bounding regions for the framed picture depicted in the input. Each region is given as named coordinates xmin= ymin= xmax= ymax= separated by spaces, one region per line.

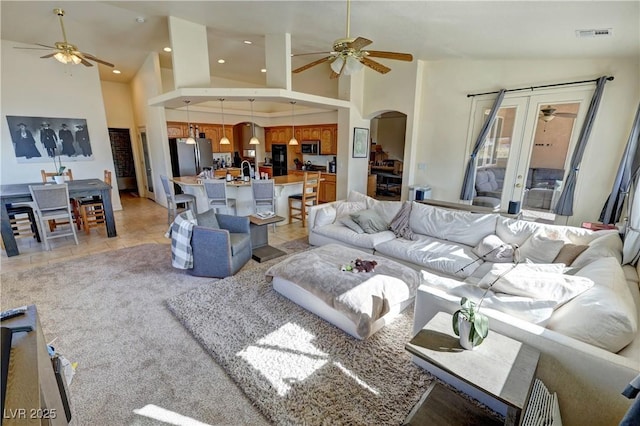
xmin=6 ymin=115 xmax=93 ymax=163
xmin=353 ymin=127 xmax=369 ymax=158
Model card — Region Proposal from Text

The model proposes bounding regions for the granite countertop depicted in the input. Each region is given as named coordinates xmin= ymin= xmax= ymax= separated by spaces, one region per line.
xmin=172 ymin=175 xmax=315 ymax=187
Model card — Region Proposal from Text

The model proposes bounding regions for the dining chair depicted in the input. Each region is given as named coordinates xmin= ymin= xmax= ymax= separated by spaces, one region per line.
xmin=5 ymin=203 xmax=41 ymax=243
xmin=203 ymin=179 xmax=236 ymax=215
xmin=29 ymin=183 xmax=79 ymax=250
xmin=40 ymin=168 xmax=82 ymax=231
xmin=78 ymin=170 xmax=111 ymax=234
xmin=160 ymin=175 xmax=197 ymax=224
xmin=288 ymin=172 xmax=320 ymax=227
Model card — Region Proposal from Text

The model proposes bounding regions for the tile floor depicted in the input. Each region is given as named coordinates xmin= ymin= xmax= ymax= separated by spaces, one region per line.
xmin=1 ymin=192 xmax=309 ymax=273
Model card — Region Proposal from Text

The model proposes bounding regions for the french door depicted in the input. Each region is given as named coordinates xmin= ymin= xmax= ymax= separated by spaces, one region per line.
xmin=468 ymin=88 xmax=594 ymax=219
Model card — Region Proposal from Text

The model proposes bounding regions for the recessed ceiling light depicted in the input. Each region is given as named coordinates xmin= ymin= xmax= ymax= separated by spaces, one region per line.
xmin=163 ymin=47 xmax=172 ymax=52
xmin=113 ymin=69 xmax=121 ymax=74
xmin=218 ymin=59 xmax=225 ymax=64
xmin=243 ymin=40 xmax=252 ymax=45
xmin=135 ymin=17 xmax=145 ymax=23
xmin=260 ymin=69 xmax=267 ymax=73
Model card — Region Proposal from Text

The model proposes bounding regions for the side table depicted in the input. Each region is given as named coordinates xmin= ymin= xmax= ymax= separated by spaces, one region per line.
xmin=405 ymin=312 xmax=540 ymax=426
xmin=249 ymin=214 xmax=285 ymax=262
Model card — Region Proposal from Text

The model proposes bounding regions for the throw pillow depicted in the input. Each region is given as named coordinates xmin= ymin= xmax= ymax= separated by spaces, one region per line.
xmin=368 ymin=198 xmax=403 ymax=224
xmin=472 ymin=235 xmax=514 ymax=263
xmin=335 ymin=201 xmax=367 ymax=218
xmin=518 ymin=232 xmax=565 ymax=263
xmin=313 ymin=205 xmax=337 ymax=228
xmin=389 ymin=201 xmax=415 ymax=240
xmin=195 ymin=209 xmax=219 ymax=229
xmin=553 ymin=243 xmax=589 ymax=266
xmin=338 ymin=215 xmax=365 ymax=234
xmin=347 ymin=191 xmax=371 ymax=205
xmin=350 ymin=209 xmax=389 ymax=234
xmin=571 ymin=231 xmax=623 ymax=268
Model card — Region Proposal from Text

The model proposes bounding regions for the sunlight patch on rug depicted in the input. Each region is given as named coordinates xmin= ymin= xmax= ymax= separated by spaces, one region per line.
xmin=237 ymin=322 xmax=380 ymax=398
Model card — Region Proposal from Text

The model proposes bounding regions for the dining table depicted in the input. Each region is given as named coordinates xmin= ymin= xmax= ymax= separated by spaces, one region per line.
xmin=1 ymin=179 xmax=116 ymax=257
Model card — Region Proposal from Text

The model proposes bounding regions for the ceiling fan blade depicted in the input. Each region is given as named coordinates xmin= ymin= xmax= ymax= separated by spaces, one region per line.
xmin=292 ymin=51 xmax=333 ymax=57
xmin=347 ymin=37 xmax=373 ymax=51
xmin=14 ymin=46 xmax=55 ymax=51
xmin=292 ymin=56 xmax=332 ymax=73
xmin=35 ymin=43 xmax=57 ymax=49
xmin=330 ymin=71 xmax=341 ymax=79
xmin=330 ymin=57 xmax=346 ymax=79
xmin=40 ymin=53 xmax=57 ymax=59
xmin=79 ymin=51 xmax=114 ymax=67
xmin=366 ymin=50 xmax=413 ymax=62
xmin=555 ymin=112 xmax=577 ymax=118
xmin=72 ymin=52 xmax=94 ymax=67
xmin=360 ymin=57 xmax=391 ymax=74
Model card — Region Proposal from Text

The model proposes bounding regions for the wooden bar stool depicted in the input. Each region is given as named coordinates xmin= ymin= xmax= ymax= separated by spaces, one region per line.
xmin=78 ymin=170 xmax=111 ymax=234
xmin=288 ymin=172 xmax=320 ymax=227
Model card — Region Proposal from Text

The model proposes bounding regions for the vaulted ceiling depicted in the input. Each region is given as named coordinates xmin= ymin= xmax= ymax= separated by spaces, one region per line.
xmin=2 ymin=1 xmax=638 ymax=85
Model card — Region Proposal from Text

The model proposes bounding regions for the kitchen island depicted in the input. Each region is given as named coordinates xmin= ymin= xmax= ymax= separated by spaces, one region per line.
xmin=172 ymin=175 xmax=314 ymax=225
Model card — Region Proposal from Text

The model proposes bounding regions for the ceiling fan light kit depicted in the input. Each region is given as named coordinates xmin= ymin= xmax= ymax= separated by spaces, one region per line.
xmin=14 ymin=8 xmax=114 ymax=68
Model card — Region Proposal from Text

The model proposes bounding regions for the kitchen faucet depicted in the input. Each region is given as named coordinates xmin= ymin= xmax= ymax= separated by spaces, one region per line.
xmin=241 ymin=160 xmax=252 ymax=180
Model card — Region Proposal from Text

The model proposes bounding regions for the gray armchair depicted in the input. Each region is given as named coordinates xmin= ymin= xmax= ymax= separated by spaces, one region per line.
xmin=183 ymin=210 xmax=252 ymax=278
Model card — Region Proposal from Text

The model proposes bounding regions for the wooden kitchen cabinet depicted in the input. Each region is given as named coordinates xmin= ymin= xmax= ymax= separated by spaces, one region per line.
xmin=167 ymin=121 xmax=188 ymax=138
xmin=320 ymin=126 xmax=337 ymax=155
xmin=319 ymin=173 xmax=337 ymax=203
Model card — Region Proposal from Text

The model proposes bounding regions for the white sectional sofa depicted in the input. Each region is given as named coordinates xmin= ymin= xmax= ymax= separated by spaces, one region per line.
xmin=307 ymin=192 xmax=640 ymax=425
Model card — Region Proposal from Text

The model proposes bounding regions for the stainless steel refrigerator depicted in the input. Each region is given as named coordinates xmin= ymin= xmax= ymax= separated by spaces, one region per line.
xmin=169 ymin=138 xmax=213 ymax=177
xmin=272 ymin=144 xmax=288 ymax=176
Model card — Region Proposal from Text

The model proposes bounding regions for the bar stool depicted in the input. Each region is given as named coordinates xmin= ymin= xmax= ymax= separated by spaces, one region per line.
xmin=78 ymin=170 xmax=111 ymax=234
xmin=251 ymin=179 xmax=276 ymax=215
xmin=203 ymin=179 xmax=236 ymax=215
xmin=160 ymin=175 xmax=197 ymax=223
xmin=288 ymin=172 xmax=320 ymax=227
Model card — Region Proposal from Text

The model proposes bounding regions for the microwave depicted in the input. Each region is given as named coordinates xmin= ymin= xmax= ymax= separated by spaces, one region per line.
xmin=301 ymin=141 xmax=320 ymax=154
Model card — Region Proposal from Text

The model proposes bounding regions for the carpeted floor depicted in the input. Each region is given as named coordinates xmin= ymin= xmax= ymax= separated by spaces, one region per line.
xmin=167 ymin=257 xmax=432 ymax=425
xmin=1 ymin=243 xmax=289 ymax=425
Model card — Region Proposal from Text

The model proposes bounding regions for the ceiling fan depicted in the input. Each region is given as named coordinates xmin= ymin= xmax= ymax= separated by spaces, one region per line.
xmin=539 ymin=105 xmax=577 ymax=122
xmin=292 ymin=0 xmax=413 ymax=79
xmin=14 ymin=8 xmax=114 ymax=68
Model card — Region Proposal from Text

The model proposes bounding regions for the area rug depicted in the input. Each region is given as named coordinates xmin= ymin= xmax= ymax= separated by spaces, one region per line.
xmin=166 ymin=260 xmax=432 ymax=425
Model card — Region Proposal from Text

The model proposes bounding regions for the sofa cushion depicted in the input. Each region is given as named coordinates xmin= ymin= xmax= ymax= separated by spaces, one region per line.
xmin=518 ymin=232 xmax=565 ymax=263
xmin=351 ymin=209 xmax=389 ymax=234
xmin=368 ymin=198 xmax=403 ymax=224
xmin=313 ymin=205 xmax=337 ymax=228
xmin=496 ymin=217 xmax=600 ymax=247
xmin=476 ymin=169 xmax=499 ymax=192
xmin=571 ymin=231 xmax=623 ymax=268
xmin=547 ymin=257 xmax=638 ymax=353
xmin=375 ymin=235 xmax=481 ymax=278
xmin=313 ymin=223 xmax=396 ymax=249
xmin=335 ymin=200 xmax=367 ymax=217
xmin=347 ymin=190 xmax=371 ymax=205
xmin=410 ymin=202 xmax=498 ymax=247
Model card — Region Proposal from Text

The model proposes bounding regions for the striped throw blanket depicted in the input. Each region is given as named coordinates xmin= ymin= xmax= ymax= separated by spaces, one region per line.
xmin=165 ymin=210 xmax=197 ymax=269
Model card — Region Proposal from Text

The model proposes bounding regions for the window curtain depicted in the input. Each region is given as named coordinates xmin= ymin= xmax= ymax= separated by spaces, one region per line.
xmin=460 ymin=89 xmax=506 ymax=200
xmin=623 ymin=176 xmax=640 ymax=265
xmin=553 ymin=76 xmax=610 ymax=216
xmin=599 ymin=101 xmax=640 ymax=224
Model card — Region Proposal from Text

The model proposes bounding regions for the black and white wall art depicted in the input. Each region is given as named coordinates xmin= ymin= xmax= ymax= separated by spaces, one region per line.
xmin=6 ymin=115 xmax=93 ymax=163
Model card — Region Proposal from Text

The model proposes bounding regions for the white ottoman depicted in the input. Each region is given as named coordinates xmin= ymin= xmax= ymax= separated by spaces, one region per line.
xmin=265 ymin=244 xmax=421 ymax=339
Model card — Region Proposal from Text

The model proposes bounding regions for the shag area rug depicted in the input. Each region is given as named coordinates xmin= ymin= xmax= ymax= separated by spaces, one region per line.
xmin=167 ymin=257 xmax=432 ymax=425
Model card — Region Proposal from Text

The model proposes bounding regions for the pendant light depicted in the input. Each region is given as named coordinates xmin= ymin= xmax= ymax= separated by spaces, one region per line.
xmin=219 ymin=98 xmax=230 ymax=145
xmin=184 ymin=100 xmax=196 ymax=145
xmin=289 ymin=101 xmax=299 ymax=146
xmin=248 ymin=98 xmax=260 ymax=145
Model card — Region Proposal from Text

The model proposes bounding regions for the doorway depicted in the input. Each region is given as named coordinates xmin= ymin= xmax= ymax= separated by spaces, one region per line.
xmin=369 ymin=111 xmax=407 ymax=201
xmin=108 ymin=128 xmax=139 ymax=195
xmin=139 ymin=128 xmax=153 ymax=198
xmin=469 ymin=89 xmax=592 ymax=222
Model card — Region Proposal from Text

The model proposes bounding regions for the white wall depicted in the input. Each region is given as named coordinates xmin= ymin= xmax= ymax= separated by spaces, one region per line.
xmin=1 ymin=39 xmax=122 ymax=210
xmin=415 ymin=57 xmax=639 ymax=226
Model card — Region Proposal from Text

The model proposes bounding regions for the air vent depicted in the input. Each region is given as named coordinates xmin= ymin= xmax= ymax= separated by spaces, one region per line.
xmin=575 ymin=28 xmax=613 ymax=38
